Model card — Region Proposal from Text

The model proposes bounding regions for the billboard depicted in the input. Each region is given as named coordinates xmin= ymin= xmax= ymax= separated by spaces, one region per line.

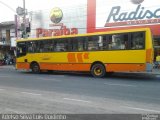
xmin=87 ymin=0 xmax=160 ymax=36
xmin=30 ymin=2 xmax=87 ymax=38
xmin=28 ymin=0 xmax=160 ymax=37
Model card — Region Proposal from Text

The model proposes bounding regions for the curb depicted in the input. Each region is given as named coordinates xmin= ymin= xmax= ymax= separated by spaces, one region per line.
xmin=0 ymin=65 xmax=15 ymax=69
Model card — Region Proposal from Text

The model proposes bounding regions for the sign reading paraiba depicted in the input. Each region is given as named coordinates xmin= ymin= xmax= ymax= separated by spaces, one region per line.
xmin=36 ymin=7 xmax=78 ymax=37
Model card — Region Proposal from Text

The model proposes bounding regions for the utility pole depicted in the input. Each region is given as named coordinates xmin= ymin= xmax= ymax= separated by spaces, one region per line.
xmin=16 ymin=0 xmax=28 ymax=38
xmin=23 ymin=0 xmax=26 ymax=38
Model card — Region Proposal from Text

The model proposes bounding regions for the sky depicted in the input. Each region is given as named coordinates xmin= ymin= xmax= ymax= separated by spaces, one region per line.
xmin=0 ymin=0 xmax=86 ymax=22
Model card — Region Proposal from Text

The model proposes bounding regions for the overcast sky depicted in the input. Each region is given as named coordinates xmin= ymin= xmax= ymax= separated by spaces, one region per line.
xmin=0 ymin=0 xmax=86 ymax=22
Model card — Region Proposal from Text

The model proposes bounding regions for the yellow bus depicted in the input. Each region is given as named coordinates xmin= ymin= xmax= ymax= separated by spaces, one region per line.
xmin=16 ymin=28 xmax=154 ymax=77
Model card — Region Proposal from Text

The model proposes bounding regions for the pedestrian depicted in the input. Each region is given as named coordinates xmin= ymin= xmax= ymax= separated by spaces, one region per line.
xmin=156 ymin=55 xmax=160 ymax=69
xmin=0 ymin=51 xmax=4 ymax=65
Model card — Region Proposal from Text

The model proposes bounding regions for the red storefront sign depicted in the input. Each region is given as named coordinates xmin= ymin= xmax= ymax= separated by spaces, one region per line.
xmin=87 ymin=0 xmax=160 ymax=36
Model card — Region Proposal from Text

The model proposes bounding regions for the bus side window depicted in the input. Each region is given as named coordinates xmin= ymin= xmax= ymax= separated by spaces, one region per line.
xmin=27 ymin=42 xmax=33 ymax=53
xmin=42 ymin=40 xmax=54 ymax=52
xmin=102 ymin=35 xmax=108 ymax=50
xmin=77 ymin=37 xmax=86 ymax=51
xmin=98 ymin=36 xmax=103 ymax=50
xmin=37 ymin=41 xmax=44 ymax=52
xmin=88 ymin=36 xmax=99 ymax=51
xmin=108 ymin=36 xmax=112 ymax=50
xmin=27 ymin=41 xmax=38 ymax=53
xmin=71 ymin=38 xmax=78 ymax=51
xmin=108 ymin=34 xmax=128 ymax=50
xmin=131 ymin=32 xmax=144 ymax=49
xmin=123 ymin=34 xmax=129 ymax=49
xmin=55 ymin=39 xmax=67 ymax=52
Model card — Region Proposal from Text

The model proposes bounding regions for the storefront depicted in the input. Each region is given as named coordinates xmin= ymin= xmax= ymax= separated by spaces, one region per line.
xmin=28 ymin=0 xmax=160 ymax=59
xmin=154 ymin=37 xmax=160 ymax=60
xmin=87 ymin=0 xmax=160 ymax=58
xmin=0 ymin=21 xmax=15 ymax=65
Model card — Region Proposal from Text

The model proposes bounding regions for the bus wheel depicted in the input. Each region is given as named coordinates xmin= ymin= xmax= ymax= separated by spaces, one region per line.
xmin=91 ymin=63 xmax=106 ymax=78
xmin=31 ymin=63 xmax=40 ymax=73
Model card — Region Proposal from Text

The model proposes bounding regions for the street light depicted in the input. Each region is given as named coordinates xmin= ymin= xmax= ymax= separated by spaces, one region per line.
xmin=0 ymin=1 xmax=18 ymax=39
xmin=0 ymin=0 xmax=28 ymax=38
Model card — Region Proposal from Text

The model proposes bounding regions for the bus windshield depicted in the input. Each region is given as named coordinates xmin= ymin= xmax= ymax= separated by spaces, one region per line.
xmin=16 ymin=42 xmax=27 ymax=57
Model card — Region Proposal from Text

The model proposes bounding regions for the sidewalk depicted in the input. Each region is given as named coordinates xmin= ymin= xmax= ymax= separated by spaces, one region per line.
xmin=152 ymin=69 xmax=160 ymax=75
xmin=0 ymin=65 xmax=15 ymax=69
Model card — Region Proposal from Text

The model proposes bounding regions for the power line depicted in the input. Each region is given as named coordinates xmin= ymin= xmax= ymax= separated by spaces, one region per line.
xmin=0 ymin=1 xmax=16 ymax=14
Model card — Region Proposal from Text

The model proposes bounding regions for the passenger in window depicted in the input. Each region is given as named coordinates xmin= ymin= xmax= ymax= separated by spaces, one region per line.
xmin=111 ymin=39 xmax=118 ymax=49
xmin=120 ymin=40 xmax=127 ymax=50
xmin=108 ymin=37 xmax=112 ymax=50
xmin=120 ymin=44 xmax=125 ymax=49
xmin=49 ymin=45 xmax=54 ymax=51
xmin=39 ymin=44 xmax=44 ymax=52
xmin=98 ymin=41 xmax=103 ymax=50
xmin=155 ymin=54 xmax=160 ymax=69
xmin=111 ymin=35 xmax=120 ymax=49
xmin=28 ymin=46 xmax=33 ymax=52
xmin=78 ymin=46 xmax=83 ymax=51
xmin=131 ymin=33 xmax=144 ymax=49
xmin=132 ymin=40 xmax=143 ymax=49
xmin=60 ymin=49 xmax=64 ymax=51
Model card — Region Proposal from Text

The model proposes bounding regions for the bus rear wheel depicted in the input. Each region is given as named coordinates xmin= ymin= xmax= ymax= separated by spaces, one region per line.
xmin=91 ymin=63 xmax=106 ymax=78
xmin=31 ymin=63 xmax=40 ymax=73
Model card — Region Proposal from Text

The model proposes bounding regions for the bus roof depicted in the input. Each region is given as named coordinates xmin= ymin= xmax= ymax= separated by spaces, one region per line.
xmin=16 ymin=28 xmax=150 ymax=42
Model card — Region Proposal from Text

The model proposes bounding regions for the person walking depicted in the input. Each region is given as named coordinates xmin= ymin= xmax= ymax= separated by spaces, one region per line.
xmin=156 ymin=55 xmax=160 ymax=69
xmin=0 ymin=51 xmax=4 ymax=65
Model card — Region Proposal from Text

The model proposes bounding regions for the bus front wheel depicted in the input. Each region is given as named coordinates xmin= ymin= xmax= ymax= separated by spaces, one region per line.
xmin=31 ymin=63 xmax=40 ymax=73
xmin=91 ymin=63 xmax=106 ymax=78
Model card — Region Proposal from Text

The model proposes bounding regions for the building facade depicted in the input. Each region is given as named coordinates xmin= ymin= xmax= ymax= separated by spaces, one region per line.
xmin=22 ymin=0 xmax=160 ymax=59
xmin=87 ymin=0 xmax=160 ymax=58
xmin=0 ymin=21 xmax=16 ymax=65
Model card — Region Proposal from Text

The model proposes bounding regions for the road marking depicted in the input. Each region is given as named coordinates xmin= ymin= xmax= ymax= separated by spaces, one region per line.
xmin=157 ymin=75 xmax=160 ymax=78
xmin=63 ymin=98 xmax=91 ymax=103
xmin=21 ymin=92 xmax=42 ymax=96
xmin=104 ymin=83 xmax=137 ymax=87
xmin=54 ymin=75 xmax=66 ymax=78
xmin=5 ymin=108 xmax=21 ymax=113
xmin=37 ymin=78 xmax=61 ymax=82
xmin=124 ymin=106 xmax=160 ymax=113
xmin=0 ymin=75 xmax=11 ymax=78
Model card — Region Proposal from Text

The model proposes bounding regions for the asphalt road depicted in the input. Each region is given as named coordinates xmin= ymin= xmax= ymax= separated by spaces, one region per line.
xmin=0 ymin=66 xmax=160 ymax=114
